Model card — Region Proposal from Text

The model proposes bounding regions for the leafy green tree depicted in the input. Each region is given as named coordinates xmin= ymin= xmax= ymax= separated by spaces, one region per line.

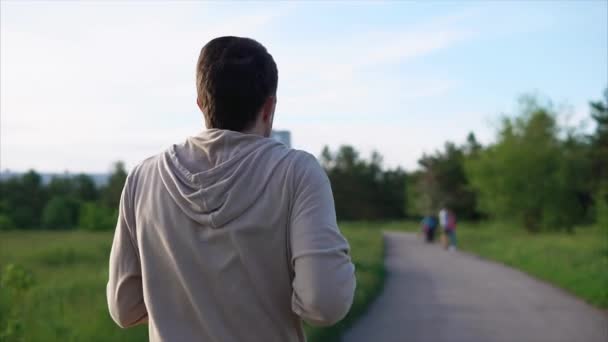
xmin=47 ymin=176 xmax=75 ymax=198
xmin=320 ymin=146 xmax=334 ymax=170
xmin=73 ymin=174 xmax=99 ymax=202
xmin=0 ymin=170 xmax=47 ymax=228
xmin=42 ymin=174 xmax=99 ymax=203
xmin=405 ymin=171 xmax=423 ymax=217
xmin=590 ymin=88 xmax=608 ymax=183
xmin=589 ymin=89 xmax=608 ymax=227
xmin=41 ymin=196 xmax=80 ymax=229
xmin=466 ymin=96 xmax=588 ymax=231
xmin=0 ymin=198 xmax=14 ymax=230
xmin=79 ymin=202 xmax=117 ymax=231
xmin=102 ymin=161 xmax=128 ymax=209
xmin=0 ymin=215 xmax=14 ymax=231
xmin=464 ymin=132 xmax=482 ymax=156
xmin=413 ymin=139 xmax=480 ymax=220
xmin=320 ymin=145 xmax=407 ymax=220
xmin=597 ymin=182 xmax=608 ymax=231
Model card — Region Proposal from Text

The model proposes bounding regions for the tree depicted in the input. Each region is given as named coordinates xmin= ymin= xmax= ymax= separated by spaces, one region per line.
xmin=464 ymin=132 xmax=482 ymax=156
xmin=41 ymin=196 xmax=80 ymax=229
xmin=0 ymin=215 xmax=14 ymax=230
xmin=465 ymin=96 xmax=588 ymax=231
xmin=73 ymin=174 xmax=99 ymax=202
xmin=589 ymin=88 xmax=608 ymax=227
xmin=0 ymin=171 xmax=47 ymax=229
xmin=320 ymin=146 xmax=407 ymax=220
xmin=320 ymin=146 xmax=333 ymax=170
xmin=590 ymin=88 xmax=608 ymax=181
xmin=46 ymin=174 xmax=100 ymax=229
xmin=596 ymin=183 xmax=608 ymax=230
xmin=102 ymin=161 xmax=128 ymax=209
xmin=79 ymin=202 xmax=117 ymax=231
xmin=412 ymin=140 xmax=480 ymax=219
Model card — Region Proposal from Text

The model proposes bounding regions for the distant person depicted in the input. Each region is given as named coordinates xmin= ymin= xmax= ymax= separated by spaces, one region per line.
xmin=439 ymin=207 xmax=448 ymax=231
xmin=439 ymin=207 xmax=448 ymax=248
xmin=420 ymin=215 xmax=438 ymax=243
xmin=443 ymin=209 xmax=457 ymax=251
xmin=106 ymin=36 xmax=356 ymax=342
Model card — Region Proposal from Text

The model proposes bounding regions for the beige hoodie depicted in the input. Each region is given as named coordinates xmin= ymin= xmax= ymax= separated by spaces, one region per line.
xmin=107 ymin=129 xmax=356 ymax=342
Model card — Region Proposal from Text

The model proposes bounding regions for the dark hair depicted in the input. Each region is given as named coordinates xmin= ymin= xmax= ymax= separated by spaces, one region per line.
xmin=196 ymin=36 xmax=278 ymax=132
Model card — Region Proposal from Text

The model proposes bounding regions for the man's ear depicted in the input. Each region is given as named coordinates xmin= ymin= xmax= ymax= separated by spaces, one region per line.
xmin=261 ymin=96 xmax=276 ymax=123
xmin=197 ymin=97 xmax=211 ymax=129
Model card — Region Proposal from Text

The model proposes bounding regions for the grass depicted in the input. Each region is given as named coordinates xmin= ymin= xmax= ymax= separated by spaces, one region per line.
xmin=0 ymin=231 xmax=147 ymax=342
xmin=391 ymin=221 xmax=608 ymax=309
xmin=0 ymin=223 xmax=386 ymax=342
xmin=6 ymin=220 xmax=601 ymax=341
xmin=305 ymin=222 xmax=386 ymax=341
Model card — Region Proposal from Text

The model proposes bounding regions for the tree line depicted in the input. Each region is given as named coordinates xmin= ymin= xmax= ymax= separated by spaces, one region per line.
xmin=0 ymin=162 xmax=127 ymax=230
xmin=0 ymin=90 xmax=606 ymax=232
xmin=323 ymin=90 xmax=607 ymax=231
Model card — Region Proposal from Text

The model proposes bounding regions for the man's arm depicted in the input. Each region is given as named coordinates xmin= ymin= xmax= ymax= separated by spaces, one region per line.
xmin=290 ymin=153 xmax=356 ymax=327
xmin=107 ymin=175 xmax=148 ymax=328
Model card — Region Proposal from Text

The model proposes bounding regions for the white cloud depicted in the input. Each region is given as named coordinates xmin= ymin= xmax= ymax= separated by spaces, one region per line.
xmin=1 ymin=1 xmax=481 ymax=172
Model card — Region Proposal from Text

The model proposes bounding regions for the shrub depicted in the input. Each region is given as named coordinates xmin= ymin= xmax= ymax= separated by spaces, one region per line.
xmin=0 ymin=264 xmax=35 ymax=341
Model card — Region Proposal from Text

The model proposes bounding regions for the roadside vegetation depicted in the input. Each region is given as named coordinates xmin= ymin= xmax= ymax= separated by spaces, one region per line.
xmin=0 ymin=223 xmax=385 ymax=342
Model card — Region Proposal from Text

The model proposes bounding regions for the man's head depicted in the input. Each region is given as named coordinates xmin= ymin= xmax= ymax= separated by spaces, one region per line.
xmin=196 ymin=36 xmax=278 ymax=136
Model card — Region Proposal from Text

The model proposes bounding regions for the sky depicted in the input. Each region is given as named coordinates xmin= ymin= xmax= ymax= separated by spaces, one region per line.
xmin=1 ymin=1 xmax=607 ymax=173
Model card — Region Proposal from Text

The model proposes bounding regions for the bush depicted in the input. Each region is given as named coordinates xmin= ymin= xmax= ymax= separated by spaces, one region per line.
xmin=1 ymin=264 xmax=34 ymax=295
xmin=0 ymin=264 xmax=35 ymax=341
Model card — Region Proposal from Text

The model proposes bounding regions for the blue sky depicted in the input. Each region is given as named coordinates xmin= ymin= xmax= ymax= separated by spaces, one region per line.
xmin=1 ymin=1 xmax=606 ymax=172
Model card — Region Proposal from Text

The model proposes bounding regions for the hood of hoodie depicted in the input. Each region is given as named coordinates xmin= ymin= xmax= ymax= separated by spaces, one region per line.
xmin=158 ymin=129 xmax=292 ymax=228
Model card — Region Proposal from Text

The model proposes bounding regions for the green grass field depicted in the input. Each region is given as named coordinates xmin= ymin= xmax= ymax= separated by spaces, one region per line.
xmin=0 ymin=223 xmax=385 ymax=342
xmin=2 ymin=221 xmax=605 ymax=341
xmin=393 ymin=221 xmax=608 ymax=309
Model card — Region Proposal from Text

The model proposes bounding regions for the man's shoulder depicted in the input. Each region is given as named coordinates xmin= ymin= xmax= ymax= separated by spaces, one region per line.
xmin=133 ymin=153 xmax=161 ymax=173
xmin=283 ymin=149 xmax=322 ymax=173
xmin=287 ymin=149 xmax=316 ymax=164
xmin=283 ymin=149 xmax=328 ymax=187
xmin=125 ymin=151 xmax=166 ymax=185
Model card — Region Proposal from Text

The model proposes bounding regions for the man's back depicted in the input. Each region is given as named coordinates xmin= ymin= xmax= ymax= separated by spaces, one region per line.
xmin=107 ymin=129 xmax=356 ymax=341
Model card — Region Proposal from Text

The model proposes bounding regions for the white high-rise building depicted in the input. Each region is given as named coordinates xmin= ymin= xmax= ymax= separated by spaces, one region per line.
xmin=271 ymin=130 xmax=291 ymax=148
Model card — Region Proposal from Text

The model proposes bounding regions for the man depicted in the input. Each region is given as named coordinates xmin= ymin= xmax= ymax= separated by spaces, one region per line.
xmin=107 ymin=36 xmax=356 ymax=341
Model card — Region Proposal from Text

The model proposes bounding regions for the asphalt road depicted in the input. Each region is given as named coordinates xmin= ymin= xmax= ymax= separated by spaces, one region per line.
xmin=342 ymin=232 xmax=608 ymax=342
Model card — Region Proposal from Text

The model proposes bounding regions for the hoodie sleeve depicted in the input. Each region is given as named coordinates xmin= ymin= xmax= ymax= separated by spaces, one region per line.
xmin=290 ymin=153 xmax=356 ymax=327
xmin=107 ymin=173 xmax=148 ymax=328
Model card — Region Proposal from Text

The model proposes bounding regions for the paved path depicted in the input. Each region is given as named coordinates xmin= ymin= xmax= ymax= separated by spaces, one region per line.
xmin=342 ymin=232 xmax=608 ymax=342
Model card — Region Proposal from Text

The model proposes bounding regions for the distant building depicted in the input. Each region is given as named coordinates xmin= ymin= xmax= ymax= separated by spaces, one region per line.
xmin=271 ymin=130 xmax=291 ymax=148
